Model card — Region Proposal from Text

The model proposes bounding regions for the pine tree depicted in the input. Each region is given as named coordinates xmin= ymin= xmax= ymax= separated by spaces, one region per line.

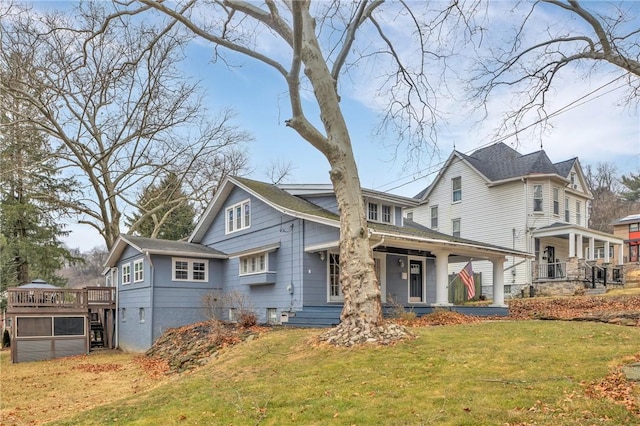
xmin=126 ymin=172 xmax=195 ymax=240
xmin=621 ymin=173 xmax=640 ymax=203
xmin=0 ymin=54 xmax=78 ymax=291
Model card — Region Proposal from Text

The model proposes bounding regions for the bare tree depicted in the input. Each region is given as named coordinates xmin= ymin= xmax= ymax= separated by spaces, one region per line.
xmin=471 ymin=0 xmax=640 ymax=134
xmin=0 ymin=2 xmax=251 ymax=250
xmin=104 ymin=0 xmax=475 ymax=345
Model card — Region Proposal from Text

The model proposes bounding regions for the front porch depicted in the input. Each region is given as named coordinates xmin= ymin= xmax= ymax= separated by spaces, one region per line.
xmin=531 ymin=223 xmax=625 ymax=295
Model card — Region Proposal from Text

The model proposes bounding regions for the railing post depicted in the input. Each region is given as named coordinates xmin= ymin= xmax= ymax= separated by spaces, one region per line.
xmin=591 ymin=267 xmax=596 ymax=289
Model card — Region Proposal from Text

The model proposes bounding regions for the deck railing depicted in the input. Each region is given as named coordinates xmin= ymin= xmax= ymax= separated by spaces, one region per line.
xmin=7 ymin=287 xmax=115 ymax=310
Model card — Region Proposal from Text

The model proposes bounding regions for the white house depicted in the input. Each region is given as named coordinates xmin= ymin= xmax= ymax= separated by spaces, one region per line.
xmin=407 ymin=143 xmax=624 ymax=297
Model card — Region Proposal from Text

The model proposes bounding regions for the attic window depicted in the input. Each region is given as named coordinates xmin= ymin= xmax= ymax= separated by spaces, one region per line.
xmin=452 ymin=177 xmax=462 ymax=202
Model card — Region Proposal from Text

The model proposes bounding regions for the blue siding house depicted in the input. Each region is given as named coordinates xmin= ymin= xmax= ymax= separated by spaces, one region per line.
xmin=105 ymin=176 xmax=531 ymax=351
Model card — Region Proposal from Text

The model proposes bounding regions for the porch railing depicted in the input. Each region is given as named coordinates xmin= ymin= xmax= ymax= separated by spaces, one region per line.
xmin=536 ymin=262 xmax=567 ymax=280
xmin=7 ymin=287 xmax=115 ymax=310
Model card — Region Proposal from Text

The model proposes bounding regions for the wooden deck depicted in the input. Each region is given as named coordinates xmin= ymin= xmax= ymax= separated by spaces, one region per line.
xmin=6 ymin=287 xmax=115 ymax=314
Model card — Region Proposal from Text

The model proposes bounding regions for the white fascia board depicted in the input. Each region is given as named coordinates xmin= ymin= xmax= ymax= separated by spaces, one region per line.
xmin=305 ymin=241 xmax=340 ymax=252
xmin=228 ymin=243 xmax=281 ymax=259
xmin=189 ymin=176 xmax=235 ymax=243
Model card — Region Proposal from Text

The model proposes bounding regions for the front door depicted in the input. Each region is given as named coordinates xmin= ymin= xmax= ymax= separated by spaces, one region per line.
xmin=409 ymin=259 xmax=423 ymax=302
xmin=546 ymin=246 xmax=555 ymax=278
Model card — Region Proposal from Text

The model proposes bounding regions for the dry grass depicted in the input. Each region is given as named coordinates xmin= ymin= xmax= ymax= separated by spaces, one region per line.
xmin=0 ymin=349 xmax=169 ymax=425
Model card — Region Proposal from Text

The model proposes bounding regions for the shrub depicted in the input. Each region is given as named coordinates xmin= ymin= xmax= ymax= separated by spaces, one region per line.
xmin=2 ymin=329 xmax=10 ymax=348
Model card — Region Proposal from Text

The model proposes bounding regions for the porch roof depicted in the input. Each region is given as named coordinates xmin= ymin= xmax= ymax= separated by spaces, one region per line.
xmin=305 ymin=220 xmax=532 ymax=260
xmin=531 ymin=222 xmax=623 ymax=245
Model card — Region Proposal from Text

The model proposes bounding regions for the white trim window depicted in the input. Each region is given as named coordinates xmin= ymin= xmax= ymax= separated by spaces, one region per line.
xmin=553 ymin=187 xmax=559 ymax=215
xmin=121 ymin=263 xmax=131 ymax=285
xmin=328 ymin=253 xmax=342 ymax=301
xmin=430 ymin=205 xmax=438 ymax=228
xmin=226 ymin=199 xmax=251 ymax=234
xmin=452 ymin=218 xmax=461 ymax=238
xmin=368 ymin=202 xmax=378 ymax=221
xmin=133 ymin=259 xmax=144 ymax=282
xmin=576 ymin=201 xmax=581 ymax=225
xmin=452 ymin=177 xmax=462 ymax=203
xmin=533 ymin=184 xmax=543 ymax=212
xmin=172 ymin=258 xmax=209 ymax=282
xmin=564 ymin=197 xmax=570 ymax=222
xmin=239 ymin=253 xmax=267 ymax=275
xmin=381 ymin=205 xmax=392 ymax=224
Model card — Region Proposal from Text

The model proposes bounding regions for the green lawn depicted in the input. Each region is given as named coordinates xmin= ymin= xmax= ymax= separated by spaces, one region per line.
xmin=49 ymin=321 xmax=640 ymax=425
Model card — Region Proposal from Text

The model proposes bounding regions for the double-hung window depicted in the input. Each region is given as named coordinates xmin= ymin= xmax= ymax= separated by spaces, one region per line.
xmin=452 ymin=218 xmax=461 ymax=238
xmin=452 ymin=177 xmax=462 ymax=202
xmin=368 ymin=202 xmax=378 ymax=221
xmin=430 ymin=206 xmax=438 ymax=228
xmin=172 ymin=258 xmax=208 ymax=282
xmin=381 ymin=205 xmax=392 ymax=224
xmin=533 ymin=184 xmax=543 ymax=212
xmin=576 ymin=201 xmax=581 ymax=225
xmin=564 ymin=197 xmax=570 ymax=222
xmin=226 ymin=199 xmax=251 ymax=234
xmin=122 ymin=263 xmax=131 ymax=285
xmin=133 ymin=259 xmax=144 ymax=282
xmin=553 ymin=188 xmax=559 ymax=215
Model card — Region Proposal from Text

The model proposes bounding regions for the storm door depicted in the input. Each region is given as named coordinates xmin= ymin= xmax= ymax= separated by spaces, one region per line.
xmin=409 ymin=259 xmax=424 ymax=302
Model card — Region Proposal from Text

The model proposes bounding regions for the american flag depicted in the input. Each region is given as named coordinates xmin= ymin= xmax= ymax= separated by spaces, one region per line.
xmin=459 ymin=262 xmax=475 ymax=299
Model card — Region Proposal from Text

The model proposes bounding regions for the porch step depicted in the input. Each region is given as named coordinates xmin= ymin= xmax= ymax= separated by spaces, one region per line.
xmin=584 ymin=286 xmax=607 ymax=296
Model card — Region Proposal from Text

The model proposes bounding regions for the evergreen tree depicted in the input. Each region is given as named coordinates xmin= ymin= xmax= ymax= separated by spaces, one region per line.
xmin=126 ymin=173 xmax=195 ymax=240
xmin=621 ymin=173 xmax=640 ymax=203
xmin=0 ymin=54 xmax=78 ymax=292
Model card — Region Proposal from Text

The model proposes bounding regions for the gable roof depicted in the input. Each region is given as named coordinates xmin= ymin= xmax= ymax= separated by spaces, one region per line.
xmin=190 ymin=176 xmax=341 ymax=243
xmin=279 ymin=183 xmax=419 ymax=207
xmin=416 ymin=142 xmax=585 ymax=201
xmin=104 ymin=234 xmax=226 ymax=268
xmin=613 ymin=213 xmax=640 ymax=225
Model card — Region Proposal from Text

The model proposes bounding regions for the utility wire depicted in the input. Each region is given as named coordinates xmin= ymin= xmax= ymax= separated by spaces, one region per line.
xmin=375 ymin=72 xmax=631 ymax=195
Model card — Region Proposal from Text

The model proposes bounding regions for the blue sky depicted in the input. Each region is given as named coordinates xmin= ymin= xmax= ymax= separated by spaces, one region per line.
xmin=41 ymin=0 xmax=638 ymax=251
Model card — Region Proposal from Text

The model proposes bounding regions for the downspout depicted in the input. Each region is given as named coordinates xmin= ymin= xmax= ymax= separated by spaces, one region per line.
xmin=371 ymin=236 xmax=385 ymax=250
xmin=113 ymin=267 xmax=119 ymax=349
xmin=523 ymin=178 xmax=531 ymax=287
xmin=145 ymin=251 xmax=154 ymax=347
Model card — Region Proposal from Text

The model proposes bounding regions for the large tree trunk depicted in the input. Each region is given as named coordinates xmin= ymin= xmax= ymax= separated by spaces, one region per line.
xmin=293 ymin=3 xmax=409 ymax=346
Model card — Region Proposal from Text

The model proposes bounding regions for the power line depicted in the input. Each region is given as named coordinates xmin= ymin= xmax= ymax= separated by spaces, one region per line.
xmin=375 ymin=73 xmax=631 ymax=195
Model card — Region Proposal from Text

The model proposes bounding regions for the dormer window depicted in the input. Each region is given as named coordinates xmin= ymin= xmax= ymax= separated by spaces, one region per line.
xmin=368 ymin=202 xmax=378 ymax=221
xmin=367 ymin=202 xmax=393 ymax=224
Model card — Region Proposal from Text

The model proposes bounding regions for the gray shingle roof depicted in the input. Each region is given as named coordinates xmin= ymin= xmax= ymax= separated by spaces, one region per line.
xmin=122 ymin=235 xmax=226 ymax=257
xmin=459 ymin=142 xmax=571 ymax=182
xmin=234 ymin=176 xmax=340 ymax=222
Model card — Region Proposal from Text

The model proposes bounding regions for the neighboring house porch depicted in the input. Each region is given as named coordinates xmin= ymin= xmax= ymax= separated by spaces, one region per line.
xmin=531 ymin=223 xmax=624 ymax=294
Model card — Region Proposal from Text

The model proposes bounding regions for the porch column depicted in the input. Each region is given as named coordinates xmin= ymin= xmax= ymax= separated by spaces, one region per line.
xmin=576 ymin=234 xmax=584 ymax=258
xmin=568 ymin=232 xmax=575 ymax=258
xmin=432 ymin=250 xmax=452 ymax=307
xmin=619 ymin=244 xmax=624 ymax=265
xmin=604 ymin=241 xmax=611 ymax=263
xmin=588 ymin=237 xmax=595 ymax=261
xmin=490 ymin=257 xmax=506 ymax=307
